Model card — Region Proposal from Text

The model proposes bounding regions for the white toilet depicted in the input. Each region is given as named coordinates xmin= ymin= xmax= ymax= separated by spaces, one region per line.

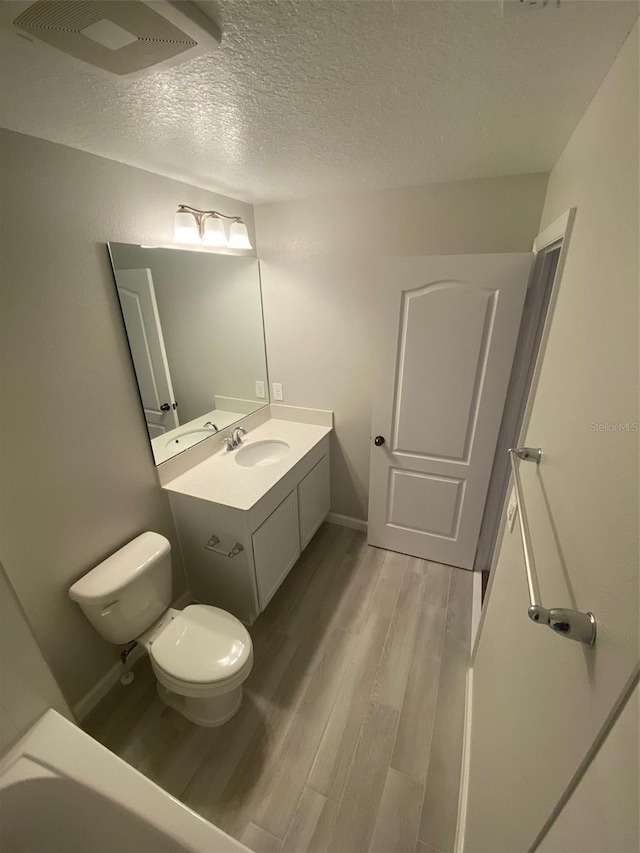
xmin=69 ymin=531 xmax=253 ymax=727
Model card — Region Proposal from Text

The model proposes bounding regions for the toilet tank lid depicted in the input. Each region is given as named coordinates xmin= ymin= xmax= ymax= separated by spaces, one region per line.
xmin=69 ymin=532 xmax=170 ymax=604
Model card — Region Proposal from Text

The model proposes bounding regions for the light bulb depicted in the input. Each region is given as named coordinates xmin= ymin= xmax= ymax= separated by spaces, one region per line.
xmin=173 ymin=210 xmax=200 ymax=244
xmin=228 ymin=220 xmax=252 ymax=249
xmin=203 ymin=215 xmax=228 ymax=247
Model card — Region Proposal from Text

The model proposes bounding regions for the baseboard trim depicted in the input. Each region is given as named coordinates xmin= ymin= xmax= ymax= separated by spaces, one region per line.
xmin=327 ymin=512 xmax=368 ymax=532
xmin=73 ymin=589 xmax=192 ymax=721
xmin=454 ymin=666 xmax=474 ymax=853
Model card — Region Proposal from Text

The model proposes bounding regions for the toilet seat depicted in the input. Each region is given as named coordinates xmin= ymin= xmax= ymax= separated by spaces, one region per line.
xmin=146 ymin=604 xmax=253 ymax=698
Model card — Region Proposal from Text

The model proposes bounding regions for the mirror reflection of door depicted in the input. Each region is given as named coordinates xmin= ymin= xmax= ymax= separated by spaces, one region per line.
xmin=108 ymin=244 xmax=269 ymax=466
xmin=114 ymin=268 xmax=179 ymax=438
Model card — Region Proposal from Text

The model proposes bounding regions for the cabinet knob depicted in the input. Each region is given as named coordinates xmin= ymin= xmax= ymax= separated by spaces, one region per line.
xmin=374 ymin=435 xmax=386 ymax=447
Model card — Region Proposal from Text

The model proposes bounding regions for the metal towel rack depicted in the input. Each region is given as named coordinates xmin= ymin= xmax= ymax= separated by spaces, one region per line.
xmin=508 ymin=447 xmax=597 ymax=647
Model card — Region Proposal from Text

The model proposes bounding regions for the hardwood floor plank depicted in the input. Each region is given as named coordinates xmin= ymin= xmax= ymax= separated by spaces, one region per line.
xmin=407 ymin=557 xmax=428 ymax=575
xmin=285 ymin=526 xmax=357 ymax=639
xmin=118 ymin=693 xmax=181 ymax=779
xmin=423 ymin=562 xmax=452 ymax=610
xmin=180 ymin=631 xmax=301 ymax=817
xmin=333 ymin=543 xmax=386 ymax=634
xmin=445 ymin=567 xmax=473 ymax=645
xmin=305 ymin=796 xmax=339 ymax=853
xmin=83 ymin=658 xmax=155 ymax=748
xmin=369 ymin=767 xmax=424 ymax=853
xmin=371 ymin=570 xmax=426 ymax=710
xmin=308 ymin=611 xmax=391 ymax=799
xmin=250 ymin=523 xmax=340 ymax=659
xmin=240 ymin=823 xmax=282 ymax=853
xmin=280 ymin=787 xmax=328 ymax=853
xmin=369 ymin=550 xmax=410 ymax=618
xmin=208 ymin=623 xmax=353 ymax=839
xmin=153 ymin=720 xmax=218 ymax=798
xmin=156 ymin=631 xmax=298 ymax=799
xmin=346 ymin=530 xmax=367 ymax=556
xmin=328 ymin=701 xmax=399 ymax=853
xmin=390 ymin=604 xmax=446 ymax=782
xmin=415 ymin=842 xmax=444 ymax=853
xmin=251 ymin=627 xmax=356 ymax=839
xmin=418 ymin=635 xmax=469 ymax=853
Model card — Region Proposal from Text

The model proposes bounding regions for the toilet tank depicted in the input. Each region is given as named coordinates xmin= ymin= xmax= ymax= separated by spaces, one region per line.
xmin=69 ymin=532 xmax=173 ymax=645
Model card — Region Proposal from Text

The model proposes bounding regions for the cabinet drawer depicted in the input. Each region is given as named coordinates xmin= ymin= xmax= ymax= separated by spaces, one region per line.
xmin=252 ymin=490 xmax=300 ymax=609
xmin=298 ymin=455 xmax=330 ymax=550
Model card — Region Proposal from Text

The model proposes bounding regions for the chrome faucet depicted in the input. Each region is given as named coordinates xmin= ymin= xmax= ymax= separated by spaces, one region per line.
xmin=203 ymin=421 xmax=219 ymax=432
xmin=224 ymin=425 xmax=247 ymax=451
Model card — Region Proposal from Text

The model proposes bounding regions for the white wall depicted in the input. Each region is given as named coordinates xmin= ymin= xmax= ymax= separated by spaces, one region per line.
xmin=0 ymin=129 xmax=255 ymax=710
xmin=464 ymin=22 xmax=639 ymax=852
xmin=254 ymin=173 xmax=548 ymax=521
xmin=539 ymin=682 xmax=639 ymax=853
xmin=0 ymin=561 xmax=72 ymax=754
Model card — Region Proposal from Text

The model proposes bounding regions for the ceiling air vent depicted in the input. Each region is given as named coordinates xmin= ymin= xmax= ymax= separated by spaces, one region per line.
xmin=8 ymin=1 xmax=221 ymax=76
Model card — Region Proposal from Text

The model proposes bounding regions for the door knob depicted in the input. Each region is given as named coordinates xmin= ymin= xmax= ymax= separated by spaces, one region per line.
xmin=160 ymin=403 xmax=171 ymax=412
xmin=374 ymin=436 xmax=386 ymax=446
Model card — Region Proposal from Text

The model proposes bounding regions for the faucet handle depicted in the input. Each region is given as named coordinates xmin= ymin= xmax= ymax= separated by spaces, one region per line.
xmin=224 ymin=436 xmax=236 ymax=452
xmin=232 ymin=426 xmax=247 ymax=445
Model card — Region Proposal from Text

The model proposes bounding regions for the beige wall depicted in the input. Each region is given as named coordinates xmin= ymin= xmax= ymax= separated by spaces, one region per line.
xmin=465 ymin=23 xmax=639 ymax=851
xmin=254 ymin=174 xmax=548 ymax=521
xmin=539 ymin=682 xmax=639 ymax=853
xmin=0 ymin=129 xmax=255 ymax=710
xmin=0 ymin=561 xmax=72 ymax=753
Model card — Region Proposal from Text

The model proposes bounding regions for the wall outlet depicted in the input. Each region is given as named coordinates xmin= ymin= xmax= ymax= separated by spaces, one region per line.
xmin=255 ymin=380 xmax=266 ymax=399
xmin=507 ymin=488 xmax=518 ymax=532
xmin=272 ymin=382 xmax=283 ymax=401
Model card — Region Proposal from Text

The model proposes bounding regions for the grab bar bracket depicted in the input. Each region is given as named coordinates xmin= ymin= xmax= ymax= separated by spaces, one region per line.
xmin=513 ymin=446 xmax=542 ymax=464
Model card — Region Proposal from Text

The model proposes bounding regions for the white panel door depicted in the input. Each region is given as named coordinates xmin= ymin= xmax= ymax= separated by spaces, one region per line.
xmin=115 ymin=268 xmax=179 ymax=437
xmin=368 ymin=254 xmax=531 ymax=569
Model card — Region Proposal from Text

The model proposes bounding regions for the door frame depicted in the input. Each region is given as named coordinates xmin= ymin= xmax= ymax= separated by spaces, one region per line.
xmin=473 ymin=209 xmax=577 ymax=574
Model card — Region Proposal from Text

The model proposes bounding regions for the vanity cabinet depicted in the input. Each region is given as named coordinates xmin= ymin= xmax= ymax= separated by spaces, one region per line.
xmin=298 ymin=455 xmax=331 ymax=549
xmin=252 ymin=491 xmax=300 ymax=609
xmin=167 ymin=434 xmax=330 ymax=624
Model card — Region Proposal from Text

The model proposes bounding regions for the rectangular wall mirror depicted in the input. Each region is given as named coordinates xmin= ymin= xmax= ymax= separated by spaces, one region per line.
xmin=108 ymin=243 xmax=269 ymax=465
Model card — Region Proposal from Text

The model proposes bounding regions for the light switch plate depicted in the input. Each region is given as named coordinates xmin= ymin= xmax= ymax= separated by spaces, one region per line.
xmin=507 ymin=488 xmax=518 ymax=532
xmin=255 ymin=380 xmax=266 ymax=399
xmin=272 ymin=382 xmax=283 ymax=401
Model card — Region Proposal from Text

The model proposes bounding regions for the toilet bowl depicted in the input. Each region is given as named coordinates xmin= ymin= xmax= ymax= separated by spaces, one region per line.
xmin=69 ymin=532 xmax=253 ymax=727
xmin=141 ymin=604 xmax=253 ymax=727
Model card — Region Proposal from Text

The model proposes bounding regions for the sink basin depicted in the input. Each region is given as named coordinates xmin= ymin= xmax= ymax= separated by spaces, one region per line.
xmin=235 ymin=440 xmax=290 ymax=468
xmin=165 ymin=429 xmax=215 ymax=451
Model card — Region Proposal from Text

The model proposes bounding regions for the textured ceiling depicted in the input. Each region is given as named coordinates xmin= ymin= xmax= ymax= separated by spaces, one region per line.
xmin=0 ymin=0 xmax=637 ymax=203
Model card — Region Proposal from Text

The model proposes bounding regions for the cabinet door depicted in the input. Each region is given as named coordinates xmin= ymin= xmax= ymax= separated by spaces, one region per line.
xmin=252 ymin=491 xmax=300 ymax=610
xmin=298 ymin=455 xmax=330 ymax=550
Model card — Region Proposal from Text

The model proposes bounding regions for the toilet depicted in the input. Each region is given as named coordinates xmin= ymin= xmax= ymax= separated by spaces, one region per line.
xmin=69 ymin=531 xmax=253 ymax=727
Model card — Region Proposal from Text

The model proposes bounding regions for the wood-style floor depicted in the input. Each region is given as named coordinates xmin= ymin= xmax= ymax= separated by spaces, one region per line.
xmin=84 ymin=522 xmax=473 ymax=853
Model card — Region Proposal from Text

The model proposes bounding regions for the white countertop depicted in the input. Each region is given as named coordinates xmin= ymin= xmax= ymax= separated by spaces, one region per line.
xmin=162 ymin=418 xmax=332 ymax=510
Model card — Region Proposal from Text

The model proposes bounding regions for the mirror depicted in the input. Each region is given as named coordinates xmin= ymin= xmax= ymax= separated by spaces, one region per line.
xmin=108 ymin=243 xmax=269 ymax=465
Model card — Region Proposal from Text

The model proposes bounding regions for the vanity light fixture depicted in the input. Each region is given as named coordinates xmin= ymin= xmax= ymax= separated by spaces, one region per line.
xmin=172 ymin=205 xmax=252 ymax=249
